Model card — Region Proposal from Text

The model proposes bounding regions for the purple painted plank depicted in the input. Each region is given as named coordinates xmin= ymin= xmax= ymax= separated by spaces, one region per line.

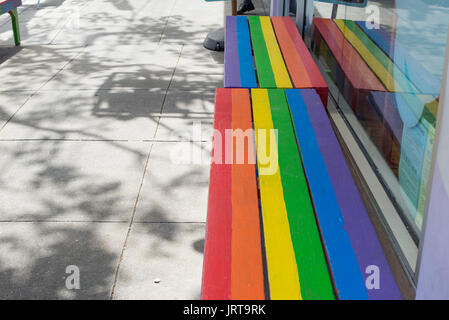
xmin=225 ymin=16 xmax=241 ymax=88
xmin=301 ymin=89 xmax=402 ymax=300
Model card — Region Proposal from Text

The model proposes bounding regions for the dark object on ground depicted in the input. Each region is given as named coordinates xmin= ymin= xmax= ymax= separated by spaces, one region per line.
xmin=204 ymin=28 xmax=224 ymax=51
xmin=237 ymin=0 xmax=255 ymax=15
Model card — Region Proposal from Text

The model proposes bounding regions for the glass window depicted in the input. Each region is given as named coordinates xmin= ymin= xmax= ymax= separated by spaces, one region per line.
xmin=309 ymin=1 xmax=448 ymax=244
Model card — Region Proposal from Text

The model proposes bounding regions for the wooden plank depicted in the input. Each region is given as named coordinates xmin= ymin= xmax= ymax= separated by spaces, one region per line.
xmin=285 ymin=89 xmax=369 ymax=299
xmin=247 ymin=16 xmax=277 ymax=88
xmin=313 ymin=18 xmax=385 ymax=93
xmin=272 ymin=17 xmax=329 ymax=106
xmin=300 ymin=89 xmax=402 ymax=300
xmin=335 ymin=19 xmax=419 ymax=94
xmin=231 ymin=89 xmax=265 ymax=300
xmin=201 ymin=88 xmax=233 ymax=300
xmin=266 ymin=89 xmax=334 ymax=300
xmin=356 ymin=22 xmax=440 ymax=95
xmin=251 ymin=88 xmax=301 ymax=300
xmin=259 ymin=16 xmax=292 ymax=88
xmin=271 ymin=18 xmax=312 ymax=88
xmin=225 ymin=16 xmax=241 ymax=88
xmin=236 ymin=16 xmax=257 ymax=88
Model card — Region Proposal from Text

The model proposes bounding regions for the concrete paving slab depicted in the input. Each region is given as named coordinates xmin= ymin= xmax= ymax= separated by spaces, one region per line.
xmin=0 ymin=91 xmax=34 ymax=129
xmin=40 ymin=44 xmax=182 ymax=91
xmin=0 ymin=45 xmax=85 ymax=92
xmin=0 ymin=221 xmax=128 ymax=299
xmin=156 ymin=116 xmax=213 ymax=142
xmin=0 ymin=141 xmax=150 ymax=221
xmin=112 ymin=223 xmax=205 ymax=300
xmin=161 ymin=20 xmax=224 ymax=46
xmin=155 ymin=89 xmax=215 ymax=141
xmin=84 ymin=0 xmax=178 ymax=22
xmin=51 ymin=20 xmax=166 ymax=46
xmin=0 ymin=10 xmax=73 ymax=45
xmin=176 ymin=45 xmax=224 ymax=74
xmin=0 ymin=89 xmax=164 ymax=140
xmin=160 ymin=89 xmax=215 ymax=117
xmin=169 ymin=72 xmax=224 ymax=91
xmin=62 ymin=43 xmax=181 ymax=69
xmin=134 ymin=142 xmax=211 ymax=223
xmin=42 ymin=65 xmax=174 ymax=91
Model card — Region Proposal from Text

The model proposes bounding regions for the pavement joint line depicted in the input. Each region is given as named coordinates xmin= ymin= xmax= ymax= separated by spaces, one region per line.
xmin=0 ymin=220 xmax=206 ymax=224
xmin=109 ymin=141 xmax=154 ymax=299
xmin=158 ymin=0 xmax=179 ymax=45
xmin=109 ymin=44 xmax=183 ymax=297
xmin=0 ymin=139 xmax=210 ymax=142
xmin=159 ymin=44 xmax=184 ymax=122
xmin=1 ymin=87 xmax=221 ymax=93
xmin=49 ymin=1 xmax=92 ymax=45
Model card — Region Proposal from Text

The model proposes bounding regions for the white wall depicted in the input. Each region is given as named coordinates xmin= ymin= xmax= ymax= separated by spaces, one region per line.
xmin=416 ymin=29 xmax=449 ymax=300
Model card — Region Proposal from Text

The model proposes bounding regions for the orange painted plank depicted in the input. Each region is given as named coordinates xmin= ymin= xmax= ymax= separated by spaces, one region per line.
xmin=271 ymin=17 xmax=312 ymax=88
xmin=231 ymin=89 xmax=265 ymax=300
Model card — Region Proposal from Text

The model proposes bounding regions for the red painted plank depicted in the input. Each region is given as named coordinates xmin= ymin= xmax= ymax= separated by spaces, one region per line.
xmin=201 ymin=88 xmax=233 ymax=300
xmin=272 ymin=17 xmax=329 ymax=107
xmin=231 ymin=89 xmax=265 ymax=300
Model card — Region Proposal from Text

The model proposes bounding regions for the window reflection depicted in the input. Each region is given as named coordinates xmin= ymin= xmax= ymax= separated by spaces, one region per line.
xmin=311 ymin=0 xmax=449 ymax=233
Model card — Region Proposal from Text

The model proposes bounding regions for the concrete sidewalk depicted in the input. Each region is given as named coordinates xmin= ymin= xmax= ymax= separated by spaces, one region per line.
xmin=0 ymin=0 xmax=268 ymax=299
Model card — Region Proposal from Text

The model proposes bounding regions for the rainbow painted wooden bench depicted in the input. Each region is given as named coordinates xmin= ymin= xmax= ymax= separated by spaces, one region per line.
xmin=225 ymin=16 xmax=328 ymax=107
xmin=201 ymin=88 xmax=402 ymax=300
xmin=0 ymin=0 xmax=21 ymax=46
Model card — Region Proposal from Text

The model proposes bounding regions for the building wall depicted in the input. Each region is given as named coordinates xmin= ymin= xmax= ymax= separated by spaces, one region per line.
xmin=416 ymin=29 xmax=449 ymax=300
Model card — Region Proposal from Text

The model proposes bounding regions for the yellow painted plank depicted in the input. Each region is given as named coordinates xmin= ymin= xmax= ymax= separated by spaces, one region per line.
xmin=251 ymin=89 xmax=301 ymax=300
xmin=334 ymin=19 xmax=400 ymax=92
xmin=259 ymin=17 xmax=293 ymax=89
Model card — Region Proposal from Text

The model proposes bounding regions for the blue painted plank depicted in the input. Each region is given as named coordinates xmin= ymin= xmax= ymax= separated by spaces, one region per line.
xmin=302 ymin=89 xmax=402 ymax=300
xmin=285 ymin=89 xmax=369 ymax=300
xmin=236 ymin=16 xmax=257 ymax=88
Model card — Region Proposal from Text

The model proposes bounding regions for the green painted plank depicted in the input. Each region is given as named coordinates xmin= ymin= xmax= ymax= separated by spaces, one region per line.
xmin=10 ymin=8 xmax=20 ymax=46
xmin=266 ymin=89 xmax=335 ymax=300
xmin=248 ymin=16 xmax=276 ymax=88
xmin=342 ymin=20 xmax=419 ymax=93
